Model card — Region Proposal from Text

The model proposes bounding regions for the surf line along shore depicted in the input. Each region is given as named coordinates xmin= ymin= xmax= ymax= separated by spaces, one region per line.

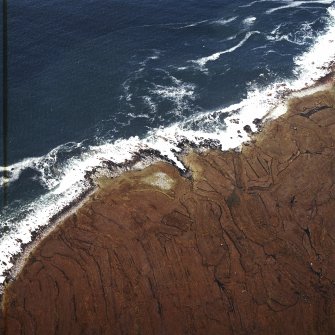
xmin=1 ymin=77 xmax=335 ymax=334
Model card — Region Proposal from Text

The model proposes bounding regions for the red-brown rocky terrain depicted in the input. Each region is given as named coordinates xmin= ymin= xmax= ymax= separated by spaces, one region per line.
xmin=1 ymin=87 xmax=335 ymax=334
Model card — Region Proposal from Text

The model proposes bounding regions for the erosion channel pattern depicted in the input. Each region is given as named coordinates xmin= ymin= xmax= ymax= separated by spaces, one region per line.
xmin=1 ymin=88 xmax=335 ymax=334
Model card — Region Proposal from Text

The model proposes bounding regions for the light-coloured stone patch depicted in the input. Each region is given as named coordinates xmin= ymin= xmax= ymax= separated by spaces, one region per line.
xmin=143 ymin=172 xmax=175 ymax=190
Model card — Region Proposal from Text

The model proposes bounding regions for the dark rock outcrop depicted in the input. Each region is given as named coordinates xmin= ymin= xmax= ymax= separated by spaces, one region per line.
xmin=1 ymin=88 xmax=335 ymax=334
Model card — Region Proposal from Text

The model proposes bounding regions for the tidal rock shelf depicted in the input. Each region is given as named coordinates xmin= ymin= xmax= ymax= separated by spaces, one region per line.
xmin=1 ymin=86 xmax=335 ymax=334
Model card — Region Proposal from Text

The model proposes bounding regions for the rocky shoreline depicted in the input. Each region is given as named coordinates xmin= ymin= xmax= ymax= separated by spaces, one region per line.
xmin=1 ymin=81 xmax=335 ymax=334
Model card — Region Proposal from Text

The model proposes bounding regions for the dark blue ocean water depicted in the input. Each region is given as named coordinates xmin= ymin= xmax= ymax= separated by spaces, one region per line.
xmin=0 ymin=0 xmax=335 ymax=282
xmin=3 ymin=0 xmax=332 ymax=162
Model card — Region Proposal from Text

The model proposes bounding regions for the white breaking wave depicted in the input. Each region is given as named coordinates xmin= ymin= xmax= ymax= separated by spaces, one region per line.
xmin=267 ymin=20 xmax=318 ymax=45
xmin=139 ymin=49 xmax=161 ymax=68
xmin=243 ymin=16 xmax=257 ymax=26
xmin=176 ymin=19 xmax=210 ymax=29
xmin=150 ymin=76 xmax=196 ymax=115
xmin=0 ymin=142 xmax=87 ymax=190
xmin=142 ymin=95 xmax=158 ymax=114
xmin=192 ymin=31 xmax=261 ymax=68
xmin=0 ymin=157 xmax=40 ymax=187
xmin=1 ymin=4 xmax=335 ymax=291
xmin=177 ymin=16 xmax=237 ymax=29
xmin=294 ymin=6 xmax=335 ymax=81
xmin=212 ymin=16 xmax=238 ymax=25
xmin=266 ymin=0 xmax=334 ymax=14
xmin=239 ymin=0 xmax=272 ymax=8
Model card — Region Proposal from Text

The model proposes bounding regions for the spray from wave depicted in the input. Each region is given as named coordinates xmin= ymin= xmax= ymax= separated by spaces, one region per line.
xmin=192 ymin=31 xmax=261 ymax=68
xmin=266 ymin=0 xmax=334 ymax=14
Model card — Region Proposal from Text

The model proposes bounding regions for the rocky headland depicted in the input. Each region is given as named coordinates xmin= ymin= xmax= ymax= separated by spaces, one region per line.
xmin=1 ymin=84 xmax=335 ymax=334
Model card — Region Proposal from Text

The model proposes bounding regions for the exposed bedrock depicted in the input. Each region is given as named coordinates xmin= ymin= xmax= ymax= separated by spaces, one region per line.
xmin=1 ymin=88 xmax=335 ymax=334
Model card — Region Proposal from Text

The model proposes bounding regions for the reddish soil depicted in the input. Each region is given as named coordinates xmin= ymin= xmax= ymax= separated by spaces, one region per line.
xmin=1 ymin=88 xmax=335 ymax=334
